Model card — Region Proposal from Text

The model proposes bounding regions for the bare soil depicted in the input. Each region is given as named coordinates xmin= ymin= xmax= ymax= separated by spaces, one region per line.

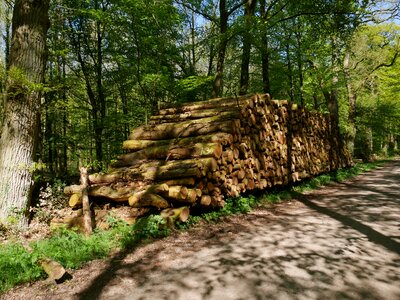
xmin=2 ymin=160 xmax=400 ymax=300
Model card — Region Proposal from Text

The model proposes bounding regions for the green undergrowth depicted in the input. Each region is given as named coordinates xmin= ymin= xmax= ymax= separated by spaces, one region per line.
xmin=0 ymin=160 xmax=383 ymax=294
xmin=0 ymin=216 xmax=170 ymax=293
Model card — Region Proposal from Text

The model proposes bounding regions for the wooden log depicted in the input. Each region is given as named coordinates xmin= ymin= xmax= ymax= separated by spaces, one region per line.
xmin=40 ymin=258 xmax=67 ymax=282
xmin=163 ymin=186 xmax=200 ymax=203
xmin=150 ymin=108 xmax=239 ymax=124
xmin=161 ymin=177 xmax=196 ymax=187
xmin=64 ymin=184 xmax=83 ymax=196
xmin=69 ymin=193 xmax=82 ymax=208
xmin=89 ymin=182 xmax=145 ymax=201
xmin=128 ymin=119 xmax=235 ymax=140
xmin=149 ymin=183 xmax=169 ymax=194
xmin=200 ymin=195 xmax=212 ymax=206
xmin=158 ymin=94 xmax=254 ymax=114
xmin=117 ymin=142 xmax=223 ymax=165
xmin=137 ymin=193 xmax=170 ymax=208
xmin=160 ymin=207 xmax=190 ymax=223
xmin=88 ymin=172 xmax=125 ymax=185
xmin=209 ymin=194 xmax=225 ymax=208
xmin=187 ymin=189 xmax=200 ymax=203
xmin=167 ymin=185 xmax=188 ymax=201
xmin=80 ymin=167 xmax=92 ymax=236
xmin=126 ymin=184 xmax=168 ymax=206
xmin=129 ymin=191 xmax=169 ymax=208
xmin=122 ymin=133 xmax=234 ymax=152
xmin=109 ymin=157 xmax=217 ymax=180
xmin=128 ymin=190 xmax=146 ymax=207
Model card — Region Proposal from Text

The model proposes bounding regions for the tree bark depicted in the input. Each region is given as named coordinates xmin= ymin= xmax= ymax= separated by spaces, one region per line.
xmin=80 ymin=167 xmax=92 ymax=235
xmin=0 ymin=0 xmax=50 ymax=226
xmin=343 ymin=51 xmax=357 ymax=155
xmin=95 ymin=0 xmax=105 ymax=165
xmin=260 ymin=0 xmax=270 ymax=94
xmin=294 ymin=23 xmax=304 ymax=106
xmin=211 ymin=0 xmax=228 ymax=98
xmin=4 ymin=5 xmax=12 ymax=71
xmin=239 ymin=0 xmax=256 ymax=95
xmin=285 ymin=42 xmax=295 ymax=102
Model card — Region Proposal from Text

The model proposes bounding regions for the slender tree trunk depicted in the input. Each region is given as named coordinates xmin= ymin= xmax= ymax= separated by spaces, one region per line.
xmin=44 ymin=88 xmax=54 ymax=173
xmin=190 ymin=9 xmax=196 ymax=75
xmin=239 ymin=0 xmax=256 ymax=95
xmin=211 ymin=0 xmax=228 ymax=98
xmin=343 ymin=51 xmax=357 ymax=154
xmin=260 ymin=0 xmax=270 ymax=94
xmin=95 ymin=13 xmax=105 ymax=164
xmin=0 ymin=0 xmax=50 ymax=226
xmin=61 ymin=55 xmax=68 ymax=174
xmin=207 ymin=42 xmax=214 ymax=77
xmin=295 ymin=24 xmax=304 ymax=106
xmin=327 ymin=34 xmax=342 ymax=169
xmin=286 ymin=42 xmax=295 ymax=102
xmin=312 ymin=93 xmax=319 ymax=110
xmin=329 ymin=35 xmax=340 ymax=130
xmin=118 ymin=83 xmax=129 ymax=140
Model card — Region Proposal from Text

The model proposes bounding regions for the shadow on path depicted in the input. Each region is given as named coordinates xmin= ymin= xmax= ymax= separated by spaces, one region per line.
xmin=293 ymin=191 xmax=400 ymax=255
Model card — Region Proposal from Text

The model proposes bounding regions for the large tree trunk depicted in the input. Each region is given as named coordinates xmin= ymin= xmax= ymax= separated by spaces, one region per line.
xmin=0 ymin=0 xmax=50 ymax=226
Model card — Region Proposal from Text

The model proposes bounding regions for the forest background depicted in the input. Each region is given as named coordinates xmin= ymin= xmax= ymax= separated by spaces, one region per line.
xmin=0 ymin=0 xmax=399 ymax=223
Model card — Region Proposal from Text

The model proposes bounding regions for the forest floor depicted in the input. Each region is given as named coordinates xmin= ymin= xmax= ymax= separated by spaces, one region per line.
xmin=3 ymin=160 xmax=400 ymax=300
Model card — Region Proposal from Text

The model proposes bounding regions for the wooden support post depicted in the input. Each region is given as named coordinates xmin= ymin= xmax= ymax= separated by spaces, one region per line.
xmin=80 ymin=167 xmax=92 ymax=235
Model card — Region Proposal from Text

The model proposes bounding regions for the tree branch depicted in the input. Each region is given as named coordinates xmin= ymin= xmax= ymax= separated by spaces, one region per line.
xmin=227 ymin=0 xmax=247 ymax=17
xmin=268 ymin=10 xmax=357 ymax=29
xmin=174 ymin=0 xmax=216 ymax=23
xmin=371 ymin=46 xmax=399 ymax=73
xmin=266 ymin=0 xmax=283 ymax=17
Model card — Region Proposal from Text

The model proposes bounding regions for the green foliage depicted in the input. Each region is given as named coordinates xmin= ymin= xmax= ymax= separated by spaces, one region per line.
xmin=175 ymin=76 xmax=214 ymax=103
xmin=30 ymin=228 xmax=115 ymax=269
xmin=132 ymin=215 xmax=170 ymax=240
xmin=6 ymin=67 xmax=46 ymax=95
xmin=0 ymin=213 xmax=172 ymax=293
xmin=0 ymin=243 xmax=43 ymax=293
xmin=349 ymin=24 xmax=400 ymax=158
xmin=197 ymin=195 xmax=257 ymax=223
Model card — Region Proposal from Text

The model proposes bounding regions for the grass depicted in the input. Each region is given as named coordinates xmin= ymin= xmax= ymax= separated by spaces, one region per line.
xmin=0 ymin=216 xmax=170 ymax=293
xmin=0 ymin=160 xmax=384 ymax=294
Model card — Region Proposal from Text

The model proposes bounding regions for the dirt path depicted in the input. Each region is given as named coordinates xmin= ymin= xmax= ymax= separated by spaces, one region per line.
xmin=4 ymin=161 xmax=400 ymax=300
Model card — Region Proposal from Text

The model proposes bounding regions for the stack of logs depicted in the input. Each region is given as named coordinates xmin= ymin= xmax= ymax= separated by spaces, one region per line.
xmin=65 ymin=94 xmax=352 ymax=211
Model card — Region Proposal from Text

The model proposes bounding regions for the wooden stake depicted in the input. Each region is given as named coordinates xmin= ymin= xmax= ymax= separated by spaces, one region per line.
xmin=80 ymin=167 xmax=92 ymax=236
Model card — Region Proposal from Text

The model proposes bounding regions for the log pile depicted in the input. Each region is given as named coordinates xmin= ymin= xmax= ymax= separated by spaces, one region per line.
xmin=65 ymin=94 xmax=352 ymax=212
